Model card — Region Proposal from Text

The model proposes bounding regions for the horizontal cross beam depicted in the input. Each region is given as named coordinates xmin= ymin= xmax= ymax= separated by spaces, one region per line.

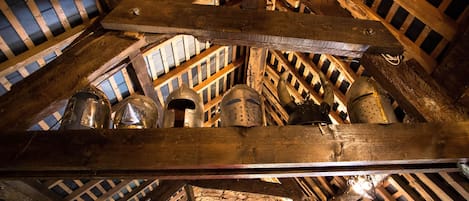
xmin=101 ymin=0 xmax=402 ymax=57
xmin=0 ymin=122 xmax=467 ymax=179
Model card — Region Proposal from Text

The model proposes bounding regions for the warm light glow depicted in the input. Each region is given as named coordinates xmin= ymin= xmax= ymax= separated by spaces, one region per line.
xmin=348 ymin=174 xmax=387 ymax=199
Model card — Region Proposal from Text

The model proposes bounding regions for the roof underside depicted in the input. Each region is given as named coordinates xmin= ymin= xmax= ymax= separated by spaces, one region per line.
xmin=0 ymin=0 xmax=468 ymax=201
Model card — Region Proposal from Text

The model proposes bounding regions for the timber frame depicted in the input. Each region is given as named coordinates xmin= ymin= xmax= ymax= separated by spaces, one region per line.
xmin=0 ymin=0 xmax=468 ymax=201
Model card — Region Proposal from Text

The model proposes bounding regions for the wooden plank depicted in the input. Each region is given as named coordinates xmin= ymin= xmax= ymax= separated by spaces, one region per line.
xmin=144 ymin=180 xmax=185 ymax=201
xmin=439 ymin=172 xmax=469 ymax=200
xmin=119 ymin=180 xmax=157 ymax=201
xmin=401 ymin=173 xmax=434 ymax=200
xmin=64 ymin=180 xmax=101 ymax=201
xmin=393 ymin=0 xmax=458 ymax=41
xmin=337 ymin=0 xmax=436 ymax=73
xmin=0 ymin=36 xmax=15 ymax=59
xmin=1 ymin=180 xmax=62 ymax=201
xmin=0 ymin=32 xmax=146 ymax=131
xmin=246 ymin=47 xmax=266 ymax=92
xmin=414 ymin=173 xmax=453 ymax=200
xmin=431 ymin=27 xmax=469 ymax=101
xmin=101 ymin=0 xmax=402 ymax=57
xmin=360 ymin=53 xmax=468 ymax=122
xmin=26 ymin=0 xmax=53 ymax=39
xmin=95 ymin=180 xmax=131 ymax=201
xmin=193 ymin=58 xmax=243 ymax=92
xmin=0 ymin=1 xmax=35 ymax=48
xmin=74 ymin=0 xmax=90 ymax=21
xmin=0 ymin=122 xmax=467 ymax=179
xmin=388 ymin=175 xmax=423 ymax=201
xmin=153 ymin=45 xmax=224 ymax=88
xmin=188 ymin=179 xmax=307 ymax=200
xmin=50 ymin=0 xmax=72 ymax=30
xmin=0 ymin=24 xmax=86 ymax=78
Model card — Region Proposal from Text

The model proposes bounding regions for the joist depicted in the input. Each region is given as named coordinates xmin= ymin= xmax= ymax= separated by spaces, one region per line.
xmin=336 ymin=0 xmax=436 ymax=73
xmin=0 ymin=122 xmax=467 ymax=179
xmin=392 ymin=0 xmax=457 ymax=41
xmin=0 ymin=24 xmax=87 ymax=78
xmin=0 ymin=32 xmax=146 ymax=131
xmin=144 ymin=180 xmax=185 ymax=201
xmin=360 ymin=54 xmax=467 ymax=122
xmin=153 ymin=45 xmax=224 ymax=88
xmin=101 ymin=0 xmax=402 ymax=57
xmin=0 ymin=1 xmax=35 ymax=49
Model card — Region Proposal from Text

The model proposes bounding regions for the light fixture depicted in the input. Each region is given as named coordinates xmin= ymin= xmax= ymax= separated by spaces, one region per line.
xmin=348 ymin=174 xmax=387 ymax=199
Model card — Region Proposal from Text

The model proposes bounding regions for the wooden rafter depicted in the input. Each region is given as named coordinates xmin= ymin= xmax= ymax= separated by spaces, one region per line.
xmin=360 ymin=53 xmax=467 ymax=122
xmin=336 ymin=0 xmax=436 ymax=73
xmin=0 ymin=31 xmax=146 ymax=131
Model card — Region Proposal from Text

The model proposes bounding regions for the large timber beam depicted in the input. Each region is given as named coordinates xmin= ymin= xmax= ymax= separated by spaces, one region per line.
xmin=0 ymin=122 xmax=467 ymax=179
xmin=0 ymin=31 xmax=146 ymax=131
xmin=360 ymin=53 xmax=468 ymax=122
xmin=188 ymin=179 xmax=307 ymax=200
xmin=101 ymin=0 xmax=402 ymax=57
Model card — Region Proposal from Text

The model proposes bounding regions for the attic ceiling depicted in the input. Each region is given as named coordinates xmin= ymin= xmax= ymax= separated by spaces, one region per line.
xmin=0 ymin=0 xmax=468 ymax=201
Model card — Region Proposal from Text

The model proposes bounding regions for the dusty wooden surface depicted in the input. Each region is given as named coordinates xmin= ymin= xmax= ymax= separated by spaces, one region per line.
xmin=0 ymin=32 xmax=145 ymax=131
xmin=361 ymin=53 xmax=468 ymax=122
xmin=101 ymin=0 xmax=402 ymax=57
xmin=0 ymin=123 xmax=467 ymax=179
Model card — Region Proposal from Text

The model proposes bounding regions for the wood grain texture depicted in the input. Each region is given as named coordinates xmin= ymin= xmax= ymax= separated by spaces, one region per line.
xmin=101 ymin=0 xmax=402 ymax=57
xmin=189 ymin=179 xmax=307 ymax=200
xmin=0 ymin=32 xmax=145 ymax=131
xmin=0 ymin=122 xmax=467 ymax=179
xmin=360 ymin=53 xmax=468 ymax=122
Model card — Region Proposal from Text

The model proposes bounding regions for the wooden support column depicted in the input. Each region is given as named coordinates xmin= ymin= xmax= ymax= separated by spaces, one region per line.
xmin=101 ymin=0 xmax=402 ymax=57
xmin=0 ymin=122 xmax=467 ymax=179
xmin=188 ymin=179 xmax=307 ymax=200
xmin=184 ymin=184 xmax=196 ymax=201
xmin=360 ymin=53 xmax=468 ymax=122
xmin=0 ymin=32 xmax=146 ymax=131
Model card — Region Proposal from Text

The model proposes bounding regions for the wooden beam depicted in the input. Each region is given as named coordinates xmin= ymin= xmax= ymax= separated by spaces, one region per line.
xmin=95 ymin=180 xmax=132 ymax=201
xmin=128 ymin=50 xmax=164 ymax=126
xmin=101 ymin=0 xmax=402 ymax=57
xmin=188 ymin=179 xmax=307 ymax=200
xmin=360 ymin=53 xmax=468 ymax=122
xmin=0 ymin=24 xmax=86 ymax=78
xmin=144 ymin=180 xmax=185 ymax=201
xmin=184 ymin=185 xmax=195 ymax=201
xmin=0 ymin=32 xmax=146 ymax=131
xmin=392 ymin=0 xmax=457 ymax=41
xmin=119 ymin=180 xmax=158 ymax=201
xmin=0 ymin=122 xmax=467 ymax=179
xmin=63 ymin=180 xmax=101 ymax=201
xmin=0 ymin=180 xmax=62 ymax=201
xmin=431 ymin=27 xmax=469 ymax=102
xmin=337 ymin=0 xmax=436 ymax=73
xmin=246 ymin=47 xmax=266 ymax=92
xmin=153 ymin=45 xmax=224 ymax=88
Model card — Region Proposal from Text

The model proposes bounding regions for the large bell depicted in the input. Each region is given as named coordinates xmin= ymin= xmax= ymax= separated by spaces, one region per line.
xmin=346 ymin=76 xmax=397 ymax=123
xmin=113 ymin=95 xmax=158 ymax=129
xmin=163 ymin=85 xmax=204 ymax=128
xmin=220 ymin=84 xmax=263 ymax=127
xmin=60 ymin=86 xmax=111 ymax=130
